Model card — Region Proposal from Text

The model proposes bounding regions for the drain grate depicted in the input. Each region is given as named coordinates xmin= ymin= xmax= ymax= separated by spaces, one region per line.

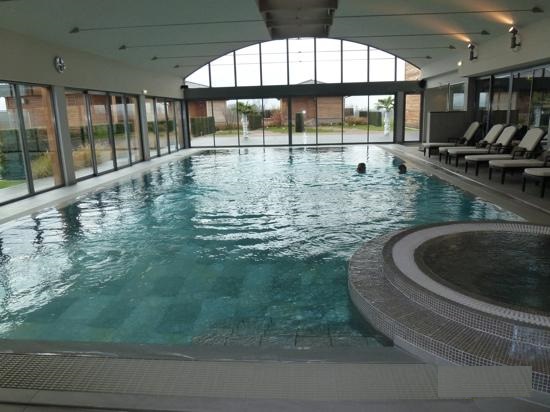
xmin=0 ymin=353 xmax=439 ymax=400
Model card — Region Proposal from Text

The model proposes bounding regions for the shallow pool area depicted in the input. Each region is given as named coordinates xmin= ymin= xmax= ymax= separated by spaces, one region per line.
xmin=0 ymin=146 xmax=519 ymax=348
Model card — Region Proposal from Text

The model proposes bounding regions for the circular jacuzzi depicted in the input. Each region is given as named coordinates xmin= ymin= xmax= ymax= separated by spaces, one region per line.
xmin=390 ymin=222 xmax=550 ymax=327
xmin=415 ymin=230 xmax=550 ymax=316
xmin=348 ymin=221 xmax=550 ymax=393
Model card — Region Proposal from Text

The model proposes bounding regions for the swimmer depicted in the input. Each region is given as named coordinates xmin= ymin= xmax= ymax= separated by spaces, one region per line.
xmin=356 ymin=162 xmax=366 ymax=173
xmin=398 ymin=164 xmax=407 ymax=174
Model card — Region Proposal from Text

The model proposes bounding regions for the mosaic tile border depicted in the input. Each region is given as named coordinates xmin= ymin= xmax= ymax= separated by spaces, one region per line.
xmin=348 ymin=224 xmax=550 ymax=393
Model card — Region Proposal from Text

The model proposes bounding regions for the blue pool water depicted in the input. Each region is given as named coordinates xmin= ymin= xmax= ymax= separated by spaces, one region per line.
xmin=0 ymin=147 xmax=518 ymax=348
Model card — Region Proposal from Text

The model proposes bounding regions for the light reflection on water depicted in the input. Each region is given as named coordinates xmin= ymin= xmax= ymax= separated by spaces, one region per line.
xmin=0 ymin=147 xmax=519 ymax=346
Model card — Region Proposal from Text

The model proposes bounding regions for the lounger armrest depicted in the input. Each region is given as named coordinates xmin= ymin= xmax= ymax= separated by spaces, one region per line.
xmin=475 ymin=141 xmax=488 ymax=148
xmin=487 ymin=143 xmax=500 ymax=153
xmin=511 ymin=148 xmax=527 ymax=159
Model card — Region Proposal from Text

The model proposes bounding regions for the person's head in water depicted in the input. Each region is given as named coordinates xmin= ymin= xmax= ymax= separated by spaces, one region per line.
xmin=398 ymin=164 xmax=407 ymax=174
xmin=357 ymin=162 xmax=366 ymax=173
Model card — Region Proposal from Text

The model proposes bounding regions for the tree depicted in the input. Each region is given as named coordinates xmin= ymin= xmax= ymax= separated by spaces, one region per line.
xmin=375 ymin=97 xmax=394 ymax=136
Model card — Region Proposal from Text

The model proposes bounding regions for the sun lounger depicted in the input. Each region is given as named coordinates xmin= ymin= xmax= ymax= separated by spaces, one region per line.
xmin=463 ymin=127 xmax=545 ymax=176
xmin=489 ymin=150 xmax=550 ymax=184
xmin=420 ymin=121 xmax=480 ymax=158
xmin=442 ymin=124 xmax=505 ymax=165
xmin=522 ymin=167 xmax=550 ymax=198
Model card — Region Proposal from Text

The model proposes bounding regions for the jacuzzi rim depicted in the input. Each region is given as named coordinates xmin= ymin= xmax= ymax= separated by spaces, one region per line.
xmin=391 ymin=221 xmax=550 ymax=328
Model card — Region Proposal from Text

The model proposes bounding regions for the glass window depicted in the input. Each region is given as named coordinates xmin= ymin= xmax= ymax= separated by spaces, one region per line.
xmin=65 ymin=90 xmax=94 ymax=179
xmin=370 ymin=95 xmax=394 ymax=142
xmin=0 ymin=83 xmax=29 ymax=201
xmin=263 ymin=98 xmax=288 ymax=145
xmin=210 ymin=53 xmax=235 ymax=88
xmin=126 ymin=95 xmax=143 ymax=163
xmin=342 ymin=41 xmax=368 ymax=83
xmin=490 ymin=74 xmax=511 ymax=126
xmin=110 ymin=95 xmax=130 ymax=168
xmin=450 ymin=83 xmax=465 ymax=111
xmin=290 ymin=96 xmax=316 ymax=145
xmin=174 ymin=101 xmax=185 ymax=149
xmin=261 ymin=40 xmax=288 ymax=86
xmin=213 ymin=100 xmax=238 ymax=146
xmin=145 ymin=97 xmax=158 ymax=158
xmin=289 ymin=38 xmax=315 ymax=85
xmin=405 ymin=94 xmax=421 ymax=142
xmin=316 ymin=38 xmax=341 ymax=84
xmin=156 ymin=100 xmax=169 ymax=155
xmin=166 ymin=100 xmax=177 ymax=152
xmin=405 ymin=62 xmax=422 ymax=81
xmin=369 ymin=47 xmax=395 ymax=82
xmin=475 ymin=77 xmax=491 ymax=129
xmin=532 ymin=67 xmax=550 ymax=131
xmin=89 ymin=93 xmax=115 ymax=174
xmin=19 ymin=85 xmax=63 ymax=192
xmin=343 ymin=96 xmax=368 ymax=143
xmin=237 ymin=99 xmax=263 ymax=146
xmin=236 ymin=44 xmax=261 ymax=87
xmin=185 ymin=66 xmax=210 ymax=88
xmin=189 ymin=100 xmax=215 ymax=147
xmin=317 ymin=96 xmax=342 ymax=144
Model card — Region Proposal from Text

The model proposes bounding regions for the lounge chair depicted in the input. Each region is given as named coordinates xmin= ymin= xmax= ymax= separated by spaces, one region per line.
xmin=463 ymin=128 xmax=546 ymax=176
xmin=489 ymin=150 xmax=550 ymax=184
xmin=522 ymin=167 xmax=550 ymax=198
xmin=420 ymin=121 xmax=480 ymax=158
xmin=443 ymin=124 xmax=505 ymax=166
xmin=456 ymin=125 xmax=518 ymax=172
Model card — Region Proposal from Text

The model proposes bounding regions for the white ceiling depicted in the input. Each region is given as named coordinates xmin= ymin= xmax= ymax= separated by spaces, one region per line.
xmin=0 ymin=0 xmax=548 ymax=78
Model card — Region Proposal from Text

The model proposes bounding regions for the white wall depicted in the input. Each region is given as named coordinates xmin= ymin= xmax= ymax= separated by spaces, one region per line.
xmin=0 ymin=28 xmax=183 ymax=98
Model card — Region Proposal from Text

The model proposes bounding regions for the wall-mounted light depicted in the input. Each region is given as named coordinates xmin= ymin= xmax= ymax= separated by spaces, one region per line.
xmin=509 ymin=26 xmax=521 ymax=49
xmin=467 ymin=43 xmax=477 ymax=61
xmin=143 ymin=89 xmax=148 ymax=95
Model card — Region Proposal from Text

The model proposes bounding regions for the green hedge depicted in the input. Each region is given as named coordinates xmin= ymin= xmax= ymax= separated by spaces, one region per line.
xmin=248 ymin=114 xmax=262 ymax=130
xmin=368 ymin=111 xmax=382 ymax=127
xmin=190 ymin=116 xmax=215 ymax=136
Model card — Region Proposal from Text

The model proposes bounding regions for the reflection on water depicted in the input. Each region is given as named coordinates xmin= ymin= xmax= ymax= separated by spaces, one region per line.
xmin=0 ymin=147 xmax=518 ymax=346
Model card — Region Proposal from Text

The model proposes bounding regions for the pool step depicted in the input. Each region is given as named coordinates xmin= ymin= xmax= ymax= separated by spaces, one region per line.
xmin=191 ymin=317 xmax=390 ymax=349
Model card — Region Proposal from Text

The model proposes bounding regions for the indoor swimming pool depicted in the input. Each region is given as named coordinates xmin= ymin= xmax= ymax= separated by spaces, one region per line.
xmin=0 ymin=146 xmax=519 ymax=348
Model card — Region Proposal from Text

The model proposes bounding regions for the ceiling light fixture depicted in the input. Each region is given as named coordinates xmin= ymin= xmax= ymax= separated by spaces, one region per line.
xmin=509 ymin=26 xmax=521 ymax=49
xmin=468 ymin=43 xmax=477 ymax=61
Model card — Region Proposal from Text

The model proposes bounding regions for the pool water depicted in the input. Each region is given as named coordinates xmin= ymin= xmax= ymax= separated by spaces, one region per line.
xmin=0 ymin=147 xmax=518 ymax=348
xmin=416 ymin=231 xmax=550 ymax=314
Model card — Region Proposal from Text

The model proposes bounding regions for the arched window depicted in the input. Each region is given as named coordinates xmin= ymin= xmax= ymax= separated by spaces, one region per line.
xmin=185 ymin=38 xmax=421 ymax=88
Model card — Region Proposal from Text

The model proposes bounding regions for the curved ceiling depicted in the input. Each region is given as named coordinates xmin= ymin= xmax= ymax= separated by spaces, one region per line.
xmin=0 ymin=0 xmax=547 ymax=78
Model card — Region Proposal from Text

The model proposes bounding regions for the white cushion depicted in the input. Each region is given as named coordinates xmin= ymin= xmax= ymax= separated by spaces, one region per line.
xmin=524 ymin=168 xmax=550 ymax=177
xmin=518 ymin=128 xmax=546 ymax=151
xmin=494 ymin=125 xmax=517 ymax=146
xmin=422 ymin=143 xmax=455 ymax=148
xmin=489 ymin=159 xmax=545 ymax=168
xmin=447 ymin=147 xmax=490 ymax=155
xmin=464 ymin=154 xmax=513 ymax=162
xmin=481 ymin=124 xmax=504 ymax=145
